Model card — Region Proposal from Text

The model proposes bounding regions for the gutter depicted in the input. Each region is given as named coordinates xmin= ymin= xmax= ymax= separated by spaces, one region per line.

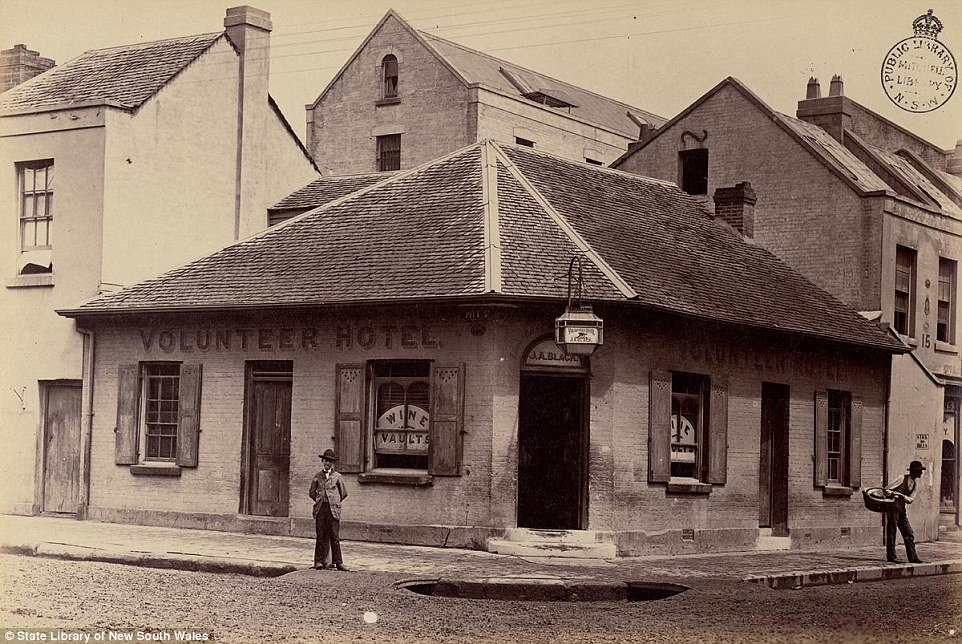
xmin=77 ymin=326 xmax=96 ymax=520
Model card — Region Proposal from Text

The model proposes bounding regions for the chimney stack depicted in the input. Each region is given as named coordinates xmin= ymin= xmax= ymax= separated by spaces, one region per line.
xmin=947 ymin=140 xmax=962 ymax=179
xmin=224 ymin=6 xmax=272 ymax=239
xmin=713 ymin=182 xmax=757 ymax=238
xmin=0 ymin=44 xmax=55 ymax=93
xmin=796 ymin=73 xmax=851 ymax=143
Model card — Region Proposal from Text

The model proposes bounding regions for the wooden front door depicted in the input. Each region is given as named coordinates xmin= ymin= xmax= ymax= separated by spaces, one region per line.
xmin=42 ymin=382 xmax=82 ymax=514
xmin=246 ymin=367 xmax=292 ymax=517
xmin=517 ymin=375 xmax=586 ymax=530
xmin=759 ymin=382 xmax=790 ymax=535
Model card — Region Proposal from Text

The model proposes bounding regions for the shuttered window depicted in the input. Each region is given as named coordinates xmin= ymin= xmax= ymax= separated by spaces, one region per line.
xmin=649 ymin=370 xmax=727 ymax=485
xmin=814 ymin=389 xmax=862 ymax=489
xmin=335 ymin=361 xmax=464 ymax=476
xmin=115 ymin=362 xmax=202 ymax=468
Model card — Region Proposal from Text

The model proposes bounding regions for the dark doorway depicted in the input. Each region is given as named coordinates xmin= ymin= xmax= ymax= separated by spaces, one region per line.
xmin=244 ymin=362 xmax=293 ymax=517
xmin=41 ymin=382 xmax=82 ymax=514
xmin=517 ymin=375 xmax=586 ymax=529
xmin=759 ymin=382 xmax=790 ymax=536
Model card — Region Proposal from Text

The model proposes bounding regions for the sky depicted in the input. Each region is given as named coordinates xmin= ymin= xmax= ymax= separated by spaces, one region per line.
xmin=2 ymin=0 xmax=961 ymax=149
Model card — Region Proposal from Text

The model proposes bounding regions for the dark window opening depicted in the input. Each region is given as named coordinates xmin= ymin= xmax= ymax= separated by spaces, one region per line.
xmin=827 ymin=390 xmax=851 ymax=484
xmin=585 ymin=158 xmax=603 ymax=166
xmin=377 ymin=134 xmax=401 ymax=171
xmin=679 ymin=149 xmax=708 ymax=195
xmin=515 ymin=137 xmax=535 ymax=148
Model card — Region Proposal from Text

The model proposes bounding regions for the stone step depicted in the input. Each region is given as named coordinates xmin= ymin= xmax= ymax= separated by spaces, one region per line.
xmin=486 ymin=537 xmax=617 ymax=559
xmin=499 ymin=528 xmax=613 ymax=545
xmin=756 ymin=532 xmax=792 ymax=551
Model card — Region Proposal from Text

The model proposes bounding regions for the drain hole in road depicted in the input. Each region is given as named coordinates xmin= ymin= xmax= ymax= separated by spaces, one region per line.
xmin=397 ymin=579 xmax=688 ymax=602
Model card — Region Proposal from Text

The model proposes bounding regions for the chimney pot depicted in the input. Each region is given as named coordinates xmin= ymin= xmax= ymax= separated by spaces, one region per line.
xmin=829 ymin=74 xmax=844 ymax=97
xmin=806 ymin=77 xmax=821 ymax=99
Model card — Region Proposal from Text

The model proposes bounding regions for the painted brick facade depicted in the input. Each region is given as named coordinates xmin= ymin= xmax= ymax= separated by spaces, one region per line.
xmin=83 ymin=304 xmax=890 ymax=555
xmin=0 ymin=9 xmax=319 ymax=516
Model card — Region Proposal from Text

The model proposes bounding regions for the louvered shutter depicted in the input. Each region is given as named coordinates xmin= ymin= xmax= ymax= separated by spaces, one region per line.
xmin=335 ymin=364 xmax=364 ymax=473
xmin=115 ymin=364 xmax=140 ymax=465
xmin=814 ymin=389 xmax=828 ymax=487
xmin=648 ymin=370 xmax=672 ymax=483
xmin=849 ymin=394 xmax=863 ymax=489
xmin=707 ymin=380 xmax=729 ymax=485
xmin=176 ymin=364 xmax=202 ymax=467
xmin=429 ymin=363 xmax=464 ymax=476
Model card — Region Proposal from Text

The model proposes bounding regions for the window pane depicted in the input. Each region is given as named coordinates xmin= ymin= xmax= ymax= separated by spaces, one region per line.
xmin=144 ymin=365 xmax=180 ymax=460
xmin=44 ymin=165 xmax=53 ymax=190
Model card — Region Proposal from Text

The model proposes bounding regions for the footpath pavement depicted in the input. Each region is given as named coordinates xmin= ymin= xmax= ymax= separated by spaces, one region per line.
xmin=2 ymin=514 xmax=962 ymax=591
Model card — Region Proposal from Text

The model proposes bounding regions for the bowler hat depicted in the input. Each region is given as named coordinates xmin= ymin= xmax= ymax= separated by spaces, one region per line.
xmin=908 ymin=460 xmax=926 ymax=472
xmin=319 ymin=449 xmax=338 ymax=461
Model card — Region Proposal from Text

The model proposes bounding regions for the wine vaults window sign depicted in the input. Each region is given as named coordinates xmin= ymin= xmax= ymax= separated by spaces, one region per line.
xmin=138 ymin=325 xmax=441 ymax=353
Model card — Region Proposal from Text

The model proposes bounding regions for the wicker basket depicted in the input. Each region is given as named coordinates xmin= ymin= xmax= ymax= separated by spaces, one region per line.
xmin=862 ymin=487 xmax=895 ymax=513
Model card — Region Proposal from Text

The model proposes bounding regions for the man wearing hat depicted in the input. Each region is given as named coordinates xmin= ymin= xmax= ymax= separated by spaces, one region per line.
xmin=882 ymin=460 xmax=926 ymax=563
xmin=309 ymin=449 xmax=350 ymax=571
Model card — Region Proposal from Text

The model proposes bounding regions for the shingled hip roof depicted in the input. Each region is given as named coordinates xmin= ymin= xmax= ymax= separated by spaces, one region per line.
xmin=60 ymin=141 xmax=903 ymax=353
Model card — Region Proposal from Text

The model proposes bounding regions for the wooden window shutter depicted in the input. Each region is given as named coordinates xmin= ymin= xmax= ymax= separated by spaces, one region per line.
xmin=814 ymin=389 xmax=828 ymax=487
xmin=335 ymin=364 xmax=364 ymax=473
xmin=648 ymin=370 xmax=672 ymax=483
xmin=707 ymin=380 xmax=729 ymax=485
xmin=115 ymin=364 xmax=140 ymax=465
xmin=429 ymin=363 xmax=464 ymax=476
xmin=176 ymin=364 xmax=203 ymax=467
xmin=848 ymin=393 xmax=863 ymax=489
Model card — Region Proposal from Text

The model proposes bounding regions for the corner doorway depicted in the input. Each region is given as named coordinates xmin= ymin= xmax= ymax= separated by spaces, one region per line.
xmin=517 ymin=337 xmax=589 ymax=530
xmin=759 ymin=382 xmax=790 ymax=536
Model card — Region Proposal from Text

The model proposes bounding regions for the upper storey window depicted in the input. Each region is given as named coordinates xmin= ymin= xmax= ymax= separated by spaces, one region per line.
xmin=679 ymin=149 xmax=708 ymax=195
xmin=18 ymin=160 xmax=54 ymax=274
xmin=382 ymin=55 xmax=398 ymax=99
xmin=894 ymin=245 xmax=916 ymax=337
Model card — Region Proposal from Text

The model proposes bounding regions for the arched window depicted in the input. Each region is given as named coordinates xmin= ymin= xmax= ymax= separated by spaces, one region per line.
xmin=382 ymin=55 xmax=398 ymax=98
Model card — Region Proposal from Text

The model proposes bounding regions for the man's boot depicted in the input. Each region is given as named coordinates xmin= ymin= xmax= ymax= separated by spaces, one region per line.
xmin=905 ymin=536 xmax=922 ymax=563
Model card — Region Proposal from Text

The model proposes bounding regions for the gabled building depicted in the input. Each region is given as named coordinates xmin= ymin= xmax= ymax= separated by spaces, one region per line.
xmin=0 ymin=6 xmax=319 ymax=517
xmin=613 ymin=76 xmax=962 ymax=540
xmin=59 ymin=141 xmax=906 ymax=555
xmin=305 ymin=10 xmax=665 ymax=175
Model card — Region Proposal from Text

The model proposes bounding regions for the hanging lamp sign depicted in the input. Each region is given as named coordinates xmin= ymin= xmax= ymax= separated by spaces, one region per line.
xmin=554 ymin=257 xmax=604 ymax=356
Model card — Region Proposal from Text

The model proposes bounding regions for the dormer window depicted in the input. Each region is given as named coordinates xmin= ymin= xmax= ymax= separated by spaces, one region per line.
xmin=382 ymin=55 xmax=398 ymax=99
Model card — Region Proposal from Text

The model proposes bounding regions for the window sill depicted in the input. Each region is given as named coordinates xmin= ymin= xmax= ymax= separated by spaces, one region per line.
xmin=936 ymin=341 xmax=958 ymax=354
xmin=375 ymin=96 xmax=401 ymax=106
xmin=666 ymin=478 xmax=712 ymax=495
xmin=821 ymin=484 xmax=853 ymax=497
xmin=130 ymin=463 xmax=182 ymax=477
xmin=900 ymin=335 xmax=918 ymax=347
xmin=6 ymin=273 xmax=55 ymax=288
xmin=358 ymin=471 xmax=433 ymax=486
